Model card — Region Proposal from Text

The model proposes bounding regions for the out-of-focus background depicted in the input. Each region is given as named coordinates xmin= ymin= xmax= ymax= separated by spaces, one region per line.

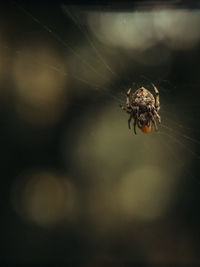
xmin=1 ymin=0 xmax=200 ymax=265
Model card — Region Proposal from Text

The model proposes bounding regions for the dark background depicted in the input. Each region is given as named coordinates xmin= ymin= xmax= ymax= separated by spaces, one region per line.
xmin=1 ymin=1 xmax=200 ymax=265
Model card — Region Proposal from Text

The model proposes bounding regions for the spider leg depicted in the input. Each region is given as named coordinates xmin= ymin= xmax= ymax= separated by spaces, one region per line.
xmin=154 ymin=110 xmax=161 ymax=124
xmin=126 ymin=88 xmax=132 ymax=108
xmin=120 ymin=88 xmax=132 ymax=113
xmin=133 ymin=106 xmax=139 ymax=134
xmin=151 ymin=117 xmax=158 ymax=131
xmin=152 ymin=83 xmax=160 ymax=111
xmin=120 ymin=104 xmax=131 ymax=114
xmin=128 ymin=113 xmax=133 ymax=129
xmin=151 ymin=107 xmax=161 ymax=124
xmin=134 ymin=118 xmax=137 ymax=134
xmin=120 ymin=104 xmax=126 ymax=111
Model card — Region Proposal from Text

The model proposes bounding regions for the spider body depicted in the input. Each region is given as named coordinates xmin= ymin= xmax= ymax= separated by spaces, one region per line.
xmin=120 ymin=84 xmax=161 ymax=134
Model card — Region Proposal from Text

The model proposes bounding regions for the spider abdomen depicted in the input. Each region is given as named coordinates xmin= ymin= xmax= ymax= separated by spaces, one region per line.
xmin=132 ymin=87 xmax=155 ymax=106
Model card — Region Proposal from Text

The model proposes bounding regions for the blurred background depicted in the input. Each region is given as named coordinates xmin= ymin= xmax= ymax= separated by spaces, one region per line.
xmin=1 ymin=0 xmax=200 ymax=265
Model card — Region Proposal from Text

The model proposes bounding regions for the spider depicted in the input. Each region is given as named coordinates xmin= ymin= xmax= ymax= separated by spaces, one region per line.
xmin=120 ymin=84 xmax=161 ymax=134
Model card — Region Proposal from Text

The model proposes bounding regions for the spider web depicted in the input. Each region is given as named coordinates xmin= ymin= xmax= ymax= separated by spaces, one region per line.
xmin=4 ymin=0 xmax=200 ymax=209
xmin=2 ymin=1 xmax=200 ymax=264
xmin=10 ymin=4 xmax=199 ymax=168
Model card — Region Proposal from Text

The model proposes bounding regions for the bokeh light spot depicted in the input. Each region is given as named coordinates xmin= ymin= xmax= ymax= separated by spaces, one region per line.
xmin=11 ymin=170 xmax=77 ymax=227
xmin=12 ymin=44 xmax=68 ymax=125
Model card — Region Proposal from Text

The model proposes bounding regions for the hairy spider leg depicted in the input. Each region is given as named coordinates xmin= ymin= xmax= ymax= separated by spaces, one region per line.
xmin=133 ymin=106 xmax=139 ymax=135
xmin=152 ymin=83 xmax=160 ymax=112
xmin=154 ymin=109 xmax=161 ymax=124
xmin=151 ymin=116 xmax=158 ymax=131
xmin=120 ymin=104 xmax=131 ymax=113
xmin=120 ymin=87 xmax=134 ymax=129
xmin=134 ymin=118 xmax=137 ymax=135
xmin=128 ymin=113 xmax=133 ymax=129
xmin=120 ymin=87 xmax=132 ymax=113
xmin=126 ymin=88 xmax=132 ymax=108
